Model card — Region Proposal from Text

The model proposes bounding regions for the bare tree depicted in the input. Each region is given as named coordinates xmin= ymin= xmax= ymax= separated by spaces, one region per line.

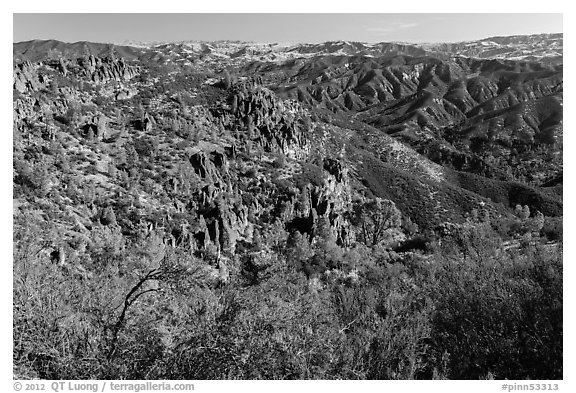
xmin=351 ymin=198 xmax=402 ymax=247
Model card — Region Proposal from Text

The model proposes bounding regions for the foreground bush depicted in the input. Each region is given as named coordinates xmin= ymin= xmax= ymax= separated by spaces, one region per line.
xmin=13 ymin=215 xmax=562 ymax=379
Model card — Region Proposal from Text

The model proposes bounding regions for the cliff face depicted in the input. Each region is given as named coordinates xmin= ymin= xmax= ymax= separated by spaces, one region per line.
xmin=77 ymin=55 xmax=140 ymax=83
xmin=184 ymin=142 xmax=250 ymax=254
xmin=217 ymin=82 xmax=311 ymax=159
xmin=14 ymin=61 xmax=47 ymax=93
xmin=295 ymin=157 xmax=354 ymax=246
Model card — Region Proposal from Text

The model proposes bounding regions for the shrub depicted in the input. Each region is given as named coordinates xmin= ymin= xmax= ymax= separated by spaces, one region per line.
xmin=272 ymin=154 xmax=287 ymax=169
xmin=424 ymin=245 xmax=562 ymax=379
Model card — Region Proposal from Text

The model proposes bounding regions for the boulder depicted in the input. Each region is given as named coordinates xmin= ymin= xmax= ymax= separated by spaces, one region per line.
xmin=81 ymin=114 xmax=110 ymax=140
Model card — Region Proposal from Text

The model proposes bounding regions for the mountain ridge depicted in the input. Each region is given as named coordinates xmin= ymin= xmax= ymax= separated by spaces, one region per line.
xmin=14 ymin=32 xmax=563 ymax=64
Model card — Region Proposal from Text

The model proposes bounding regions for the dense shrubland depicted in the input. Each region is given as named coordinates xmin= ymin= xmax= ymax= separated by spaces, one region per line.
xmin=13 ymin=206 xmax=562 ymax=379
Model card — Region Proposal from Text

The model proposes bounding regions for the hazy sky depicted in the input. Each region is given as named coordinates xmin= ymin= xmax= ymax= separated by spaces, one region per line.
xmin=14 ymin=13 xmax=562 ymax=44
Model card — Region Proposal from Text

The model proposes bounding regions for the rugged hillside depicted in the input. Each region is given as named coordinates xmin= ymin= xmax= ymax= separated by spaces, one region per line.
xmin=242 ymin=52 xmax=562 ymax=188
xmin=13 ymin=34 xmax=563 ymax=380
xmin=12 ymin=34 xmax=563 ymax=269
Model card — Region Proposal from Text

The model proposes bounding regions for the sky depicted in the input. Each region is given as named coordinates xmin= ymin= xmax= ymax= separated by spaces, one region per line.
xmin=13 ymin=13 xmax=563 ymax=45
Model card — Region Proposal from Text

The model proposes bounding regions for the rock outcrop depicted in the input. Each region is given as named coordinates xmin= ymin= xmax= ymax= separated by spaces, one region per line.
xmin=78 ymin=55 xmax=140 ymax=84
xmin=13 ymin=96 xmax=37 ymax=123
xmin=288 ymin=157 xmax=354 ymax=246
xmin=81 ymin=114 xmax=110 ymax=140
xmin=115 ymin=87 xmax=138 ymax=100
xmin=221 ymin=82 xmax=310 ymax=159
xmin=177 ymin=142 xmax=253 ymax=254
xmin=13 ymin=61 xmax=47 ymax=93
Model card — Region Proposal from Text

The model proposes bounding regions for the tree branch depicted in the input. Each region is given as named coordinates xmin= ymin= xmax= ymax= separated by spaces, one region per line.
xmin=107 ymin=268 xmax=163 ymax=360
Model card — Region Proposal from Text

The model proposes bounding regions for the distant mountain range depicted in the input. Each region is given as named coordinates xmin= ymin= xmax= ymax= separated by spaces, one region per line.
xmin=14 ymin=33 xmax=563 ymax=67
